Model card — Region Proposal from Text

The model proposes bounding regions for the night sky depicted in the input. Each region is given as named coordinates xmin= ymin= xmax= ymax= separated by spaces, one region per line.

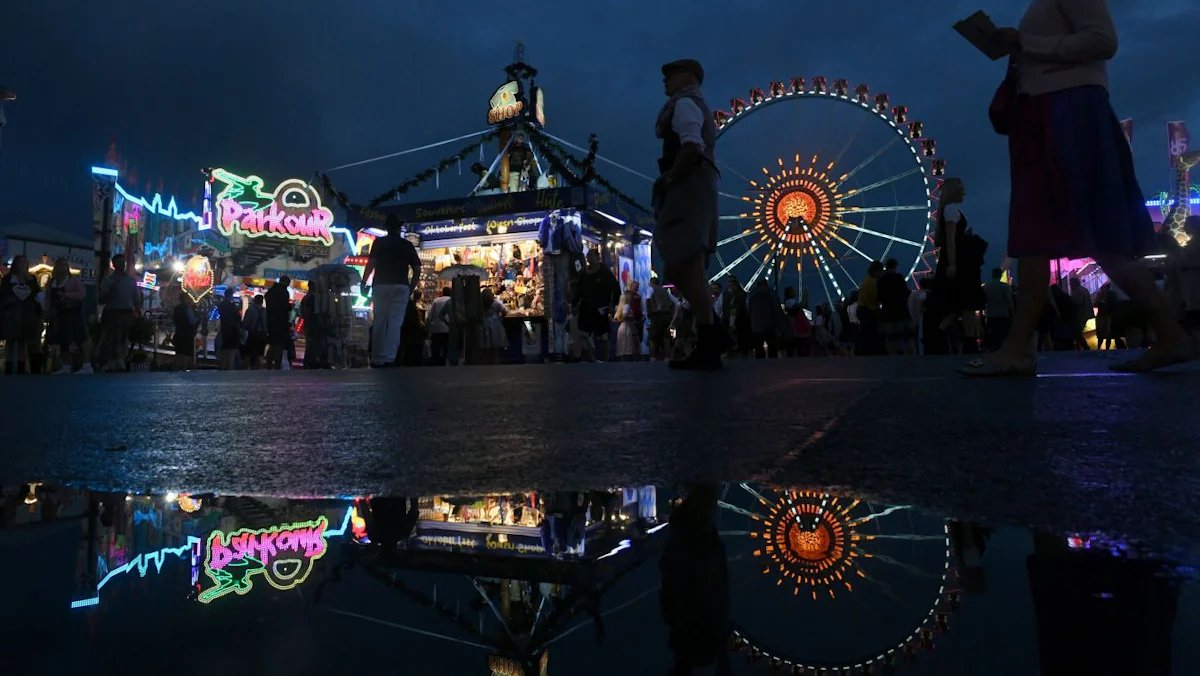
xmin=1 ymin=0 xmax=1198 ymax=272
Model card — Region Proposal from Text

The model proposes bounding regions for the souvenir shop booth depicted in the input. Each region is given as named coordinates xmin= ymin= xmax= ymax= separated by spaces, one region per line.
xmin=321 ymin=45 xmax=657 ymax=363
xmin=362 ymin=185 xmax=653 ymax=362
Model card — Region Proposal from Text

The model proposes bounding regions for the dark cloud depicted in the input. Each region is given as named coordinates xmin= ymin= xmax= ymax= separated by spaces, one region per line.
xmin=1 ymin=0 xmax=1196 ymax=270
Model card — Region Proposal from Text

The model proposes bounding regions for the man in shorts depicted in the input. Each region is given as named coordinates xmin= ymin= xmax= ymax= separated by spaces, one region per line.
xmin=653 ymin=59 xmax=721 ymax=370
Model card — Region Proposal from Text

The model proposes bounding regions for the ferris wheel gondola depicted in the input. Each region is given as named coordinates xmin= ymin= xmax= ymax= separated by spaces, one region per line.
xmin=709 ymin=77 xmax=945 ymax=303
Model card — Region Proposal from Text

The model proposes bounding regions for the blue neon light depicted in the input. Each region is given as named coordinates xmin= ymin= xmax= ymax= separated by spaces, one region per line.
xmin=69 ymin=536 xmax=201 ymax=609
xmin=1145 ymin=197 xmax=1200 ymax=207
xmin=114 ymin=183 xmax=204 ymax=226
xmin=326 ymin=505 xmax=354 ymax=537
xmin=330 ymin=226 xmax=358 ymax=254
xmin=91 ymin=166 xmax=119 ymax=178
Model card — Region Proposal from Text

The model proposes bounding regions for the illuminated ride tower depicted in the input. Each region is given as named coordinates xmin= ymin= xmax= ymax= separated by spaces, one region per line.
xmin=484 ymin=42 xmax=548 ymax=195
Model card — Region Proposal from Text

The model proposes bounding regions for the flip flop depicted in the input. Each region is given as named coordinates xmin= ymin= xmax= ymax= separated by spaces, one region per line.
xmin=958 ymin=357 xmax=1037 ymax=378
xmin=1110 ymin=341 xmax=1200 ymax=373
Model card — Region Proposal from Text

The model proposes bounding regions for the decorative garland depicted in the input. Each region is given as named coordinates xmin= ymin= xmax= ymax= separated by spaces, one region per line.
xmin=319 ymin=173 xmax=389 ymax=224
xmin=320 ymin=124 xmax=650 ymax=224
xmin=525 ymin=126 xmax=585 ymax=187
xmin=528 ymin=128 xmax=650 ymax=214
xmin=365 ymin=131 xmax=499 ymax=208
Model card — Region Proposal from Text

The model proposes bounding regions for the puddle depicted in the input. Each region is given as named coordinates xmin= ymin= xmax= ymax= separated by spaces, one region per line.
xmin=2 ymin=482 xmax=1195 ymax=674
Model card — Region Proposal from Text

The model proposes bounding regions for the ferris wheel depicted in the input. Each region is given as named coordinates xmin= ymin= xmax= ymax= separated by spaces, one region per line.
xmin=709 ymin=77 xmax=945 ymax=302
xmin=716 ymin=483 xmax=960 ymax=673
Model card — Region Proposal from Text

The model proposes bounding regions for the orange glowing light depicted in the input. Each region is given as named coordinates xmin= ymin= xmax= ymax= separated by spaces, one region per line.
xmin=776 ymin=191 xmax=818 ymax=227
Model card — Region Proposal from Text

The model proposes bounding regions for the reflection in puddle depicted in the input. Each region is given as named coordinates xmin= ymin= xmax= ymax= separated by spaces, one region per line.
xmin=2 ymin=482 xmax=1195 ymax=675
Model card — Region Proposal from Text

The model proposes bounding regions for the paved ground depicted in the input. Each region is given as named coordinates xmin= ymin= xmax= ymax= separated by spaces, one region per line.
xmin=3 ymin=353 xmax=1199 ymax=558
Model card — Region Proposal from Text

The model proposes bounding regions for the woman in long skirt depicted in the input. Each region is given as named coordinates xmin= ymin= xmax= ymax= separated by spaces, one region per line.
xmin=962 ymin=0 xmax=1197 ymax=376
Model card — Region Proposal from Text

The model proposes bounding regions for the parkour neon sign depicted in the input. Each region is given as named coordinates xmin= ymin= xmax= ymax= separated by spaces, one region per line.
xmin=213 ymin=168 xmax=335 ymax=246
xmin=198 ymin=515 xmax=331 ymax=603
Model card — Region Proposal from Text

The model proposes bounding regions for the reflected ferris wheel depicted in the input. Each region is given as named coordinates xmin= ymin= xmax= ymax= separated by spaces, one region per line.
xmin=709 ymin=77 xmax=945 ymax=302
xmin=717 ymin=483 xmax=960 ymax=673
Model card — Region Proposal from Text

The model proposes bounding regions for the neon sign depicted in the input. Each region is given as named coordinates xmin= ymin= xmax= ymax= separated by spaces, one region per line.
xmin=488 ymin=81 xmax=523 ymax=125
xmin=182 ymin=255 xmax=214 ymax=301
xmin=213 ymin=168 xmax=334 ymax=246
xmin=198 ymin=515 xmax=330 ymax=603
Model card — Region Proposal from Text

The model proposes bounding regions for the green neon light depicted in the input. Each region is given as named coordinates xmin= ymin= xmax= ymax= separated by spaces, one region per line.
xmin=198 ymin=514 xmax=330 ymax=604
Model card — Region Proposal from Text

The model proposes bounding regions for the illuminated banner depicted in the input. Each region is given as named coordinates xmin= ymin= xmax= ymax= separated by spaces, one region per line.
xmin=488 ymin=80 xmax=523 ymax=125
xmin=413 ymin=526 xmax=546 ymax=555
xmin=417 ymin=211 xmax=551 ymax=242
xmin=1168 ymin=121 xmax=1190 ymax=168
xmin=532 ymin=86 xmax=546 ymax=127
xmin=262 ymin=268 xmax=312 ymax=282
xmin=213 ymin=168 xmax=335 ymax=246
xmin=198 ymin=515 xmax=330 ymax=603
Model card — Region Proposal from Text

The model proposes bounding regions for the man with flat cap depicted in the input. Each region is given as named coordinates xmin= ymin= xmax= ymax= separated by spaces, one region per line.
xmin=654 ymin=58 xmax=722 ymax=370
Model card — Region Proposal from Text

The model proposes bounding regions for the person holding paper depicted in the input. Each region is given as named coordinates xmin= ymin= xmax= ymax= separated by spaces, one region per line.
xmin=960 ymin=0 xmax=1197 ymax=376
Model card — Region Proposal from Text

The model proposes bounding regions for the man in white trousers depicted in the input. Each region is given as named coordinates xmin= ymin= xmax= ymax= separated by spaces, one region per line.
xmin=363 ymin=215 xmax=422 ymax=368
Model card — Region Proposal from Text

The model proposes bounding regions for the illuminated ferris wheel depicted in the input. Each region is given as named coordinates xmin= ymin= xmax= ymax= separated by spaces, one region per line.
xmin=717 ymin=483 xmax=960 ymax=673
xmin=710 ymin=77 xmax=945 ymax=302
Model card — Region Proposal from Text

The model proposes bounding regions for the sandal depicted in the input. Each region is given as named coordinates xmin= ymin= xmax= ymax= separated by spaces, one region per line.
xmin=1110 ymin=341 xmax=1200 ymax=373
xmin=958 ymin=357 xmax=1037 ymax=378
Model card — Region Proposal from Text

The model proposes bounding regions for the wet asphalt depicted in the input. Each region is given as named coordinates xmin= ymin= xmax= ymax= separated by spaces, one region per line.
xmin=2 ymin=353 xmax=1199 ymax=558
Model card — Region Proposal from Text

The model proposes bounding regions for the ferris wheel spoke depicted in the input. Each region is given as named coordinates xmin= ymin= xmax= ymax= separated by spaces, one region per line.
xmin=738 ymin=482 xmax=775 ymax=507
xmin=746 ymin=251 xmax=774 ymax=288
xmin=833 ymin=136 xmax=902 ymax=188
xmin=829 ymin=110 xmax=872 ymax=172
xmin=716 ymin=229 xmax=756 ymax=246
xmin=831 ymin=253 xmax=861 ymax=289
xmin=810 ymin=252 xmax=835 ymax=303
xmin=826 ymin=231 xmax=877 ymax=265
xmin=841 ymin=166 xmax=924 ymax=200
xmin=718 ymin=214 xmax=754 ymax=221
xmin=824 ymin=259 xmax=850 ymax=298
xmin=716 ymin=160 xmax=758 ymax=187
xmin=810 ymin=99 xmax=838 ymax=164
xmin=719 ymin=191 xmax=744 ymax=201
xmin=841 ymin=204 xmax=928 ymax=215
xmin=857 ymin=569 xmax=913 ymax=609
xmin=867 ymin=534 xmax=947 ymax=543
xmin=848 ymin=504 xmax=913 ymax=525
xmin=717 ymin=501 xmax=763 ymax=521
xmin=830 ymin=219 xmax=924 ymax=248
xmin=710 ymin=239 xmax=769 ymax=282
xmin=869 ymin=553 xmax=942 ymax=580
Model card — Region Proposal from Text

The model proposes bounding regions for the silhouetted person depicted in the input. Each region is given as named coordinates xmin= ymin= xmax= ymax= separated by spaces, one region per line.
xmin=660 ymin=484 xmax=731 ymax=675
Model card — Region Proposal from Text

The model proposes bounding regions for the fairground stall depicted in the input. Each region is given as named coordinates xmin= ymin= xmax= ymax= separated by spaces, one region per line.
xmin=95 ymin=153 xmax=371 ymax=366
xmin=324 ymin=46 xmax=656 ymax=363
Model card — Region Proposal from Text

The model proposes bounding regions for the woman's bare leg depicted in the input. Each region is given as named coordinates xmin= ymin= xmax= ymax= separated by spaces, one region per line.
xmin=1093 ymin=253 xmax=1194 ymax=369
xmin=994 ymin=256 xmax=1050 ymax=361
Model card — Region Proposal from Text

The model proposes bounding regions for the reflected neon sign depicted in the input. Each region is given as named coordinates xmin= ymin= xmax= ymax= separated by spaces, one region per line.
xmin=213 ymin=168 xmax=334 ymax=246
xmin=198 ymin=515 xmax=330 ymax=603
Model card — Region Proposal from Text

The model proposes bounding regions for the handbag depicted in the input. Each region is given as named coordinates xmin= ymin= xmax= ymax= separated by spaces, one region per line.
xmin=988 ymin=62 xmax=1019 ymax=136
